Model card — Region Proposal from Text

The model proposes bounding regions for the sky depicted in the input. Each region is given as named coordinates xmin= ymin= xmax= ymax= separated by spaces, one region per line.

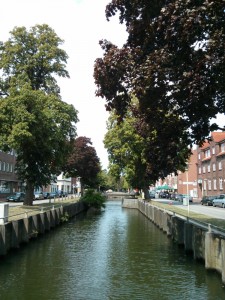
xmin=1 ymin=0 xmax=128 ymax=169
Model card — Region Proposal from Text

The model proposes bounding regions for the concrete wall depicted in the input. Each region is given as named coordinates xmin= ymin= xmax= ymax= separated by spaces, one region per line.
xmin=0 ymin=201 xmax=84 ymax=256
xmin=122 ymin=198 xmax=225 ymax=284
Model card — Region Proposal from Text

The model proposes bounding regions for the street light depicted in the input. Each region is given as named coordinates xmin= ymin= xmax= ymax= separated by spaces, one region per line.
xmin=186 ymin=167 xmax=190 ymax=214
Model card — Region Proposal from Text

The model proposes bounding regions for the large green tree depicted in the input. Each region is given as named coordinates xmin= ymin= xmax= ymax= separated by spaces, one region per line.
xmin=104 ymin=104 xmax=191 ymax=197
xmin=94 ymin=0 xmax=225 ymax=174
xmin=0 ymin=25 xmax=78 ymax=205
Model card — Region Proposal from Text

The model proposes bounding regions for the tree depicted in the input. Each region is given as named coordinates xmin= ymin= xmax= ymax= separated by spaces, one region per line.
xmin=94 ymin=1 xmax=225 ymax=167
xmin=0 ymin=25 xmax=78 ymax=205
xmin=104 ymin=98 xmax=191 ymax=197
xmin=63 ymin=136 xmax=101 ymax=192
xmin=0 ymin=24 xmax=69 ymax=96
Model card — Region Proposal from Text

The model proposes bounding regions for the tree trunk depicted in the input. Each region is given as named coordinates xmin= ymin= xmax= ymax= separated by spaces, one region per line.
xmin=143 ymin=186 xmax=150 ymax=200
xmin=24 ymin=181 xmax=34 ymax=206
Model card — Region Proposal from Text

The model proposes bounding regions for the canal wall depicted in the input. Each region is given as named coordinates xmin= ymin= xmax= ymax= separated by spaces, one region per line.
xmin=0 ymin=201 xmax=85 ymax=256
xmin=122 ymin=198 xmax=225 ymax=284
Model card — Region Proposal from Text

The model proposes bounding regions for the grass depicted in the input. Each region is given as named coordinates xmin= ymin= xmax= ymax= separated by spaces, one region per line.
xmin=7 ymin=197 xmax=80 ymax=222
xmin=148 ymin=200 xmax=225 ymax=230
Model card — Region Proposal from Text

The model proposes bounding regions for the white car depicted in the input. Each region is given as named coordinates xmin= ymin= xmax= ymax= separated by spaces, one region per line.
xmin=34 ymin=192 xmax=44 ymax=200
xmin=212 ymin=194 xmax=225 ymax=208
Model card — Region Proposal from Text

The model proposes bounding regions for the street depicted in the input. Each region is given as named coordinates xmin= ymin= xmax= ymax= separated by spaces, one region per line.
xmin=152 ymin=199 xmax=225 ymax=220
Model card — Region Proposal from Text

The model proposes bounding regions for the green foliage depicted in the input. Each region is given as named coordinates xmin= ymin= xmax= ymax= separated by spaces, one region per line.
xmin=94 ymin=0 xmax=224 ymax=181
xmin=80 ymin=189 xmax=106 ymax=210
xmin=60 ymin=212 xmax=69 ymax=223
xmin=0 ymin=24 xmax=78 ymax=205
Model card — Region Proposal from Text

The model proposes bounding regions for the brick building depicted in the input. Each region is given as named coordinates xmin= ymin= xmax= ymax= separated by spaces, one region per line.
xmin=0 ymin=150 xmax=21 ymax=199
xmin=176 ymin=149 xmax=198 ymax=198
xmin=197 ymin=131 xmax=225 ymax=198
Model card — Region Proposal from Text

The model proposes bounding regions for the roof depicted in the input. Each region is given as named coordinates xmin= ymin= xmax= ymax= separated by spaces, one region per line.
xmin=200 ymin=131 xmax=225 ymax=150
xmin=211 ymin=132 xmax=225 ymax=143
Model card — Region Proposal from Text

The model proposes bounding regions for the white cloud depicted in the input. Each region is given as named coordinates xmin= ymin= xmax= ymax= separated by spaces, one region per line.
xmin=1 ymin=0 xmax=127 ymax=169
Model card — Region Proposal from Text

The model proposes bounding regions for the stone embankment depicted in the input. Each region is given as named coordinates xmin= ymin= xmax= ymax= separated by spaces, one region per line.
xmin=0 ymin=201 xmax=84 ymax=256
xmin=122 ymin=198 xmax=225 ymax=284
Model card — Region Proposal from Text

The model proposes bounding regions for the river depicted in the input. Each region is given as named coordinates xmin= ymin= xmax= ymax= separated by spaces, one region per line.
xmin=0 ymin=200 xmax=224 ymax=300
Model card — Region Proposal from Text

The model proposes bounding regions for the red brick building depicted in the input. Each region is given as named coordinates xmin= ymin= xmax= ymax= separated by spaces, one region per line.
xmin=0 ymin=150 xmax=21 ymax=199
xmin=197 ymin=131 xmax=225 ymax=198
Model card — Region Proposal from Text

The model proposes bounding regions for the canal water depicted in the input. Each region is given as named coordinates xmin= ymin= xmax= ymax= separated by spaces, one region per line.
xmin=0 ymin=201 xmax=224 ymax=300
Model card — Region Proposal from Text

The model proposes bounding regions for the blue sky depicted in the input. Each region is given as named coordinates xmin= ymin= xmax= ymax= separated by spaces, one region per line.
xmin=1 ymin=0 xmax=128 ymax=169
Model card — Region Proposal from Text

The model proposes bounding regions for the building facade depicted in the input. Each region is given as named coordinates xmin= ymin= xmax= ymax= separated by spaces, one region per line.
xmin=197 ymin=131 xmax=225 ymax=198
xmin=0 ymin=150 xmax=21 ymax=199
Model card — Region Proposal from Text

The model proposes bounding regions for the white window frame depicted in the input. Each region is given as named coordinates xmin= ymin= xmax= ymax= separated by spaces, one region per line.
xmin=203 ymin=166 xmax=206 ymax=173
xmin=213 ymin=163 xmax=216 ymax=171
xmin=218 ymin=161 xmax=222 ymax=170
xmin=207 ymin=164 xmax=210 ymax=172
xmin=219 ymin=178 xmax=223 ymax=190
xmin=208 ymin=180 xmax=211 ymax=191
xmin=213 ymin=179 xmax=217 ymax=190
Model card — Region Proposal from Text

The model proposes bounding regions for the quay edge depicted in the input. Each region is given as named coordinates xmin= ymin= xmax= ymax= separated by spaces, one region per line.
xmin=122 ymin=198 xmax=225 ymax=285
xmin=0 ymin=201 xmax=85 ymax=256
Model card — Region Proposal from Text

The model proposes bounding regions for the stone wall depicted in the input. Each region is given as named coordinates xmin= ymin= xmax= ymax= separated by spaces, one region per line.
xmin=122 ymin=198 xmax=225 ymax=284
xmin=0 ymin=201 xmax=84 ymax=256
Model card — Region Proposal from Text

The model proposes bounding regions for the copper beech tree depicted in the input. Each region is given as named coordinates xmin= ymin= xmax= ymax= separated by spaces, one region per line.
xmin=63 ymin=137 xmax=101 ymax=193
xmin=94 ymin=0 xmax=224 ymax=181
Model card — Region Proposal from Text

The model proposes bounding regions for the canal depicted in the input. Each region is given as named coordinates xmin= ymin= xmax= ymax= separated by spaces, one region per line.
xmin=0 ymin=200 xmax=224 ymax=300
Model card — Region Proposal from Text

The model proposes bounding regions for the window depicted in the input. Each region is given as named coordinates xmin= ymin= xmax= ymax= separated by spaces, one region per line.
xmin=0 ymin=161 xmax=1 ymax=171
xmin=6 ymin=163 xmax=9 ymax=172
xmin=207 ymin=164 xmax=210 ymax=172
xmin=2 ymin=162 xmax=5 ymax=171
xmin=208 ymin=180 xmax=211 ymax=190
xmin=221 ymin=142 xmax=225 ymax=152
xmin=219 ymin=178 xmax=223 ymax=190
xmin=213 ymin=179 xmax=217 ymax=190
xmin=212 ymin=146 xmax=215 ymax=154
xmin=198 ymin=153 xmax=201 ymax=159
xmin=218 ymin=161 xmax=222 ymax=170
xmin=205 ymin=149 xmax=210 ymax=158
xmin=213 ymin=163 xmax=216 ymax=171
xmin=203 ymin=166 xmax=206 ymax=173
xmin=203 ymin=180 xmax=207 ymax=191
xmin=198 ymin=167 xmax=201 ymax=174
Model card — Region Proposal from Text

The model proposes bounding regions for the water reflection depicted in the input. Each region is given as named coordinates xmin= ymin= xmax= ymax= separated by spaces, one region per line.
xmin=0 ymin=201 xmax=224 ymax=300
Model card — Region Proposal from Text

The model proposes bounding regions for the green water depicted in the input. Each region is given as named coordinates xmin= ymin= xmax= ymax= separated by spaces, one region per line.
xmin=0 ymin=201 xmax=224 ymax=300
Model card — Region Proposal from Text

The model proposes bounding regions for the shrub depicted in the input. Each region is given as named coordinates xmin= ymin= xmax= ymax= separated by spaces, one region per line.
xmin=80 ymin=189 xmax=106 ymax=210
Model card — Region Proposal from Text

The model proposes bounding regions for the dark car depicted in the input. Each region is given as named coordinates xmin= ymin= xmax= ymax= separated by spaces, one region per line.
xmin=49 ymin=192 xmax=58 ymax=198
xmin=43 ymin=192 xmax=50 ymax=199
xmin=174 ymin=193 xmax=183 ymax=201
xmin=159 ymin=191 xmax=170 ymax=199
xmin=6 ymin=192 xmax=25 ymax=202
xmin=201 ymin=195 xmax=215 ymax=206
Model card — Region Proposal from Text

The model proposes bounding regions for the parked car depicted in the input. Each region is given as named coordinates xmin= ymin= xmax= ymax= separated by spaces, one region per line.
xmin=149 ymin=191 xmax=156 ymax=198
xmin=212 ymin=194 xmax=225 ymax=208
xmin=34 ymin=192 xmax=44 ymax=200
xmin=201 ymin=195 xmax=216 ymax=206
xmin=6 ymin=192 xmax=25 ymax=202
xmin=182 ymin=194 xmax=193 ymax=203
xmin=43 ymin=192 xmax=50 ymax=199
xmin=159 ymin=191 xmax=170 ymax=199
xmin=49 ymin=192 xmax=59 ymax=198
xmin=174 ymin=193 xmax=183 ymax=201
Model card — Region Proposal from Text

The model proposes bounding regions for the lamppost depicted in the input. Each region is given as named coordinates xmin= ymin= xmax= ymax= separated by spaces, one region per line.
xmin=186 ymin=167 xmax=189 ymax=214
